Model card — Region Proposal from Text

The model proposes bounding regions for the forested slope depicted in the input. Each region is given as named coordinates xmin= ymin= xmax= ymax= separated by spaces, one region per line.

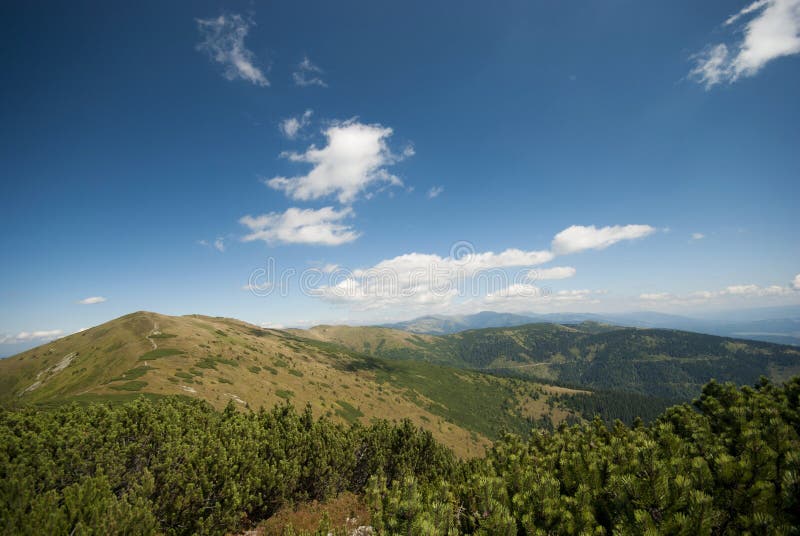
xmin=304 ymin=322 xmax=800 ymax=399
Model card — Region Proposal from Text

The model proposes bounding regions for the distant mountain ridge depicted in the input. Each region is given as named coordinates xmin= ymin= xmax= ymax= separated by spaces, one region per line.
xmin=380 ymin=308 xmax=800 ymax=345
xmin=312 ymin=320 xmax=800 ymax=399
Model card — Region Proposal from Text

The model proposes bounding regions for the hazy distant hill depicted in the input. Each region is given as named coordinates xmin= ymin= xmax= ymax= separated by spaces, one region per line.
xmin=381 ymin=311 xmax=540 ymax=334
xmin=380 ymin=308 xmax=800 ymax=345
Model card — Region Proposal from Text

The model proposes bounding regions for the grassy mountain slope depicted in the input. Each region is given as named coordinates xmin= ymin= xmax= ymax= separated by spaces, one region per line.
xmin=294 ymin=325 xmax=456 ymax=364
xmin=299 ymin=321 xmax=800 ymax=399
xmin=0 ymin=312 xmax=586 ymax=456
xmin=381 ymin=311 xmax=537 ymax=334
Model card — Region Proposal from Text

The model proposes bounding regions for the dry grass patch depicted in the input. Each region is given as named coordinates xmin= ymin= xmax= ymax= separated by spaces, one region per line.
xmin=257 ymin=492 xmax=369 ymax=535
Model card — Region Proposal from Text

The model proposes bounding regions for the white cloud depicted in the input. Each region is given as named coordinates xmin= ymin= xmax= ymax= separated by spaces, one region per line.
xmin=196 ymin=14 xmax=269 ymax=86
xmin=639 ymin=281 xmax=798 ymax=305
xmin=551 ymin=224 xmax=656 ymax=255
xmin=321 ymin=263 xmax=340 ymax=273
xmin=485 ymin=286 xmax=595 ymax=302
xmin=793 ymin=273 xmax=800 ymax=290
xmin=691 ymin=0 xmax=800 ymax=88
xmin=267 ymin=119 xmax=409 ymax=203
xmin=280 ymin=109 xmax=313 ymax=139
xmin=293 ymin=56 xmax=327 ymax=87
xmin=639 ymin=292 xmax=673 ymax=301
xmin=691 ymin=232 xmax=705 ymax=240
xmin=427 ymin=186 xmax=444 ymax=199
xmin=0 ymin=329 xmax=64 ymax=344
xmin=305 ymin=223 xmax=655 ymax=313
xmin=479 ymin=287 xmax=603 ymax=314
xmin=198 ymin=238 xmax=226 ymax=252
xmin=78 ymin=296 xmax=107 ymax=305
xmin=527 ymin=266 xmax=577 ymax=280
xmin=311 ymin=246 xmax=554 ymax=311
xmin=240 ymin=206 xmax=359 ymax=246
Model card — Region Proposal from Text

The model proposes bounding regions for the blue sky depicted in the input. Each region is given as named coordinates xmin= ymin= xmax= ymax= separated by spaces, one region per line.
xmin=1 ymin=0 xmax=799 ymax=351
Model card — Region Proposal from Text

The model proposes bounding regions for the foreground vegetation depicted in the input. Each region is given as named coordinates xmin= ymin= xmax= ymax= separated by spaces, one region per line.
xmin=1 ymin=376 xmax=798 ymax=535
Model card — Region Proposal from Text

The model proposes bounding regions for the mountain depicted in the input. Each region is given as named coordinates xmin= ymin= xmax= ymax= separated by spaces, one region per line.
xmin=381 ymin=311 xmax=539 ymax=334
xmin=0 ymin=311 xmax=596 ymax=457
xmin=303 ymin=321 xmax=800 ymax=399
xmin=6 ymin=311 xmax=798 ymax=454
xmin=382 ymin=309 xmax=800 ymax=345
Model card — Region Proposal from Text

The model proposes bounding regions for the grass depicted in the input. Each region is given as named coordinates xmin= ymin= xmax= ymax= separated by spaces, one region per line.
xmin=259 ymin=492 xmax=369 ymax=536
xmin=335 ymin=400 xmax=364 ymax=424
xmin=276 ymin=389 xmax=294 ymax=400
xmin=217 ymin=377 xmax=233 ymax=384
xmin=109 ymin=380 xmax=148 ymax=392
xmin=109 ymin=366 xmax=153 ymax=382
xmin=195 ymin=357 xmax=218 ymax=369
xmin=138 ymin=348 xmax=183 ymax=361
xmin=289 ymin=369 xmax=304 ymax=377
xmin=149 ymin=333 xmax=177 ymax=339
xmin=195 ymin=356 xmax=239 ymax=370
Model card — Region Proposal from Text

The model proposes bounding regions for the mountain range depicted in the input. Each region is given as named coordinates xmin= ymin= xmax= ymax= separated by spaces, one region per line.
xmin=381 ymin=307 xmax=800 ymax=346
xmin=3 ymin=310 xmax=799 ymax=458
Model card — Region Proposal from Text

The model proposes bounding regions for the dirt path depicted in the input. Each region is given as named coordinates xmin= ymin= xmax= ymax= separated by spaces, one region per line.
xmin=146 ymin=321 xmax=159 ymax=350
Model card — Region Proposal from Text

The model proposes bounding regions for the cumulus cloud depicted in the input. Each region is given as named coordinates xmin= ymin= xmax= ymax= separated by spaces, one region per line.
xmin=639 ymin=292 xmax=673 ymax=301
xmin=486 ymin=286 xmax=595 ymax=302
xmin=478 ymin=287 xmax=603 ymax=314
xmin=528 ymin=266 xmax=577 ymax=280
xmin=266 ymin=119 xmax=409 ymax=203
xmin=280 ymin=109 xmax=313 ymax=139
xmin=793 ymin=273 xmax=800 ymax=290
xmin=639 ymin=281 xmax=798 ymax=305
xmin=305 ymin=223 xmax=652 ymax=312
xmin=239 ymin=206 xmax=359 ymax=246
xmin=551 ymin=225 xmax=656 ymax=255
xmin=0 ymin=329 xmax=64 ymax=344
xmin=293 ymin=56 xmax=327 ymax=87
xmin=691 ymin=232 xmax=705 ymax=241
xmin=196 ymin=14 xmax=269 ymax=86
xmin=78 ymin=296 xmax=107 ymax=305
xmin=691 ymin=0 xmax=800 ymax=89
xmin=311 ymin=246 xmax=554 ymax=311
xmin=427 ymin=186 xmax=444 ymax=199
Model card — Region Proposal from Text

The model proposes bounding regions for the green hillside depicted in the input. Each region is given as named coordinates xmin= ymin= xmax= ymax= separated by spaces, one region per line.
xmin=299 ymin=321 xmax=800 ymax=399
